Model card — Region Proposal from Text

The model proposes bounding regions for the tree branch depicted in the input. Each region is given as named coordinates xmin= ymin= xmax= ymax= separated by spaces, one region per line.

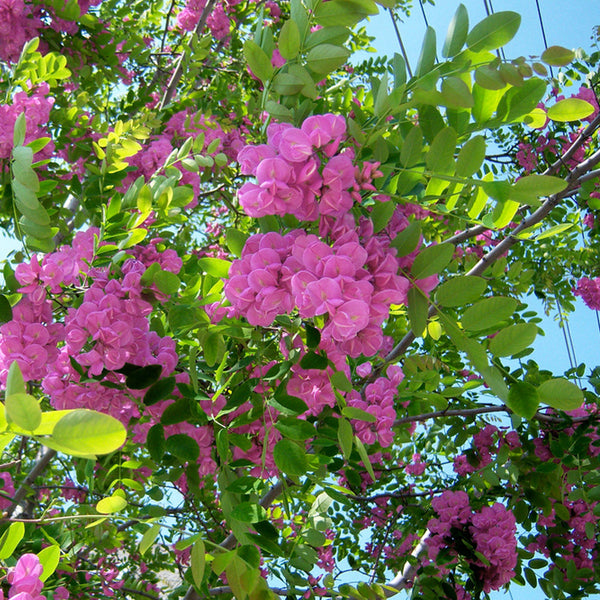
xmin=159 ymin=0 xmax=218 ymax=110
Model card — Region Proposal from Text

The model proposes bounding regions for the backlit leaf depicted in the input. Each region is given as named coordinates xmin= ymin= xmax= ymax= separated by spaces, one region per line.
xmin=38 ymin=545 xmax=60 ymax=581
xmin=442 ymin=4 xmax=469 ymax=58
xmin=507 ymin=381 xmax=539 ymax=420
xmin=96 ymin=494 xmax=128 ymax=514
xmin=547 ymin=98 xmax=595 ymax=122
xmin=541 ymin=45 xmax=575 ymax=66
xmin=5 ymin=393 xmax=42 ymax=432
xmin=456 ymin=135 xmax=486 ymax=177
xmin=467 ymin=11 xmax=521 ymax=53
xmin=538 ymin=378 xmax=583 ymax=411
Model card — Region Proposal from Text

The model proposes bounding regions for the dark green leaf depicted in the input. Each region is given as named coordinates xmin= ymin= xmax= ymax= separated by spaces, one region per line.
xmin=273 ymin=439 xmax=309 ymax=475
xmin=390 ymin=221 xmax=421 ymax=256
xmin=338 ymin=418 xmax=353 ymax=460
xmin=147 ymin=424 xmax=165 ymax=462
xmin=305 ymin=323 xmax=321 ymax=349
xmin=341 ymin=406 xmax=376 ymax=423
xmin=275 ymin=417 xmax=316 ymax=440
xmin=144 ymin=377 xmax=176 ymax=405
xmin=371 ymin=199 xmax=396 ymax=233
xmin=165 ymin=434 xmax=200 ymax=462
xmin=300 ymin=352 xmax=329 ymax=370
xmin=126 ymin=364 xmax=162 ymax=389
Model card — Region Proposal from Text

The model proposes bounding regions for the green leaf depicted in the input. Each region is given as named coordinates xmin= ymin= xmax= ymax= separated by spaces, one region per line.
xmin=96 ymin=494 xmax=128 ymax=514
xmin=475 ymin=65 xmax=506 ymax=91
xmin=371 ymin=199 xmax=396 ymax=233
xmin=538 ymin=378 xmax=583 ymax=411
xmin=5 ymin=393 xmax=42 ymax=432
xmin=411 ymin=243 xmax=455 ymax=279
xmin=426 ymin=127 xmax=457 ymax=174
xmin=467 ymin=11 xmax=521 ymax=52
xmin=407 ymin=286 xmax=428 ymax=337
xmin=146 ymin=423 xmax=165 ymax=462
xmin=272 ymin=72 xmax=305 ymax=95
xmin=541 ymin=45 xmax=575 ymax=66
xmin=13 ymin=113 xmax=26 ymax=147
xmin=300 ymin=352 xmax=329 ymax=370
xmin=243 ymin=40 xmax=273 ymax=82
xmin=547 ymin=98 xmax=595 ymax=122
xmin=489 ymin=323 xmax=538 ymax=357
xmin=456 ymin=135 xmax=486 ymax=177
xmin=306 ymin=26 xmax=351 ymax=49
xmin=306 ymin=44 xmax=350 ymax=74
xmin=38 ymin=545 xmax=60 ymax=581
xmin=165 ymin=434 xmax=200 ymax=462
xmin=436 ymin=276 xmax=487 ymax=307
xmin=275 ymin=417 xmax=316 ymax=440
xmin=144 ymin=376 xmax=176 ymax=406
xmin=507 ymin=381 xmax=540 ymax=420
xmin=338 ymin=418 xmax=353 ymax=460
xmin=278 ymin=19 xmax=300 ymax=60
xmin=390 ymin=222 xmax=421 ymax=256
xmin=153 ymin=270 xmax=180 ymax=295
xmin=392 ymin=52 xmax=406 ymax=88
xmin=0 ymin=296 xmax=12 ymax=326
xmin=139 ymin=523 xmax=161 ymax=556
xmin=0 ymin=522 xmax=24 ymax=560
xmin=416 ymin=26 xmax=436 ymax=79
xmin=126 ymin=364 xmax=162 ymax=390
xmin=191 ymin=540 xmax=206 ymax=588
xmin=442 ymin=4 xmax=469 ymax=57
xmin=305 ymin=323 xmax=321 ymax=349
xmin=400 ymin=125 xmax=423 ymax=168
xmin=197 ymin=257 xmax=231 ymax=278
xmin=441 ymin=77 xmax=474 ymax=108
xmin=314 ymin=0 xmax=378 ymax=27
xmin=497 ymin=77 xmax=547 ymax=123
xmin=535 ymin=223 xmax=574 ymax=241
xmin=231 ymin=502 xmax=268 ymax=523
xmin=341 ymin=406 xmax=376 ymax=423
xmin=6 ymin=361 xmax=26 ymax=397
xmin=511 ymin=174 xmax=568 ymax=203
xmin=273 ymin=439 xmax=309 ymax=475
xmin=51 ymin=409 xmax=127 ymax=456
xmin=354 ymin=436 xmax=375 ymax=480
xmin=225 ymin=229 xmax=249 ymax=258
xmin=330 ymin=371 xmax=353 ymax=392
xmin=461 ymin=297 xmax=518 ymax=332
xmin=269 ymin=393 xmax=308 ymax=416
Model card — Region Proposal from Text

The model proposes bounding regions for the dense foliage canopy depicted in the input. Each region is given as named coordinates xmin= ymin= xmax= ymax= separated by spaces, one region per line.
xmin=0 ymin=1 xmax=599 ymax=600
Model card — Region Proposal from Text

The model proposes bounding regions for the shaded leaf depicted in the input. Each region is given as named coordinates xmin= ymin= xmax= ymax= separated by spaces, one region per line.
xmin=538 ymin=378 xmax=583 ymax=411
xmin=507 ymin=381 xmax=539 ymax=420
xmin=442 ymin=4 xmax=469 ymax=58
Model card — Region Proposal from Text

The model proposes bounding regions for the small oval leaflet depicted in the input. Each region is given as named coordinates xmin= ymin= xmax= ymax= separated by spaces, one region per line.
xmin=97 ymin=494 xmax=128 ymax=514
xmin=436 ymin=276 xmax=487 ymax=307
xmin=461 ymin=296 xmax=518 ymax=332
xmin=489 ymin=322 xmax=538 ymax=357
xmin=538 ymin=378 xmax=583 ymax=411
xmin=51 ymin=409 xmax=127 ymax=456
xmin=547 ymin=98 xmax=595 ymax=122
xmin=273 ymin=439 xmax=309 ymax=475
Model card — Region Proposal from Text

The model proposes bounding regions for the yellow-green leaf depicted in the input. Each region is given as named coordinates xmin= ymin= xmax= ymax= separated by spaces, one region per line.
xmin=547 ymin=98 xmax=595 ymax=122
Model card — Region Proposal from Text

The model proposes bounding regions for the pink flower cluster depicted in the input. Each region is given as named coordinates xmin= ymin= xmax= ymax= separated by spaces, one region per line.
xmin=453 ymin=424 xmax=520 ymax=476
xmin=0 ymin=0 xmax=41 ymax=62
xmin=0 ymin=83 xmax=55 ymax=161
xmin=224 ymin=230 xmax=409 ymax=358
xmin=0 ymin=230 xmax=180 ymax=436
xmin=237 ymin=115 xmax=381 ymax=221
xmin=574 ymin=276 xmax=600 ymax=310
xmin=345 ymin=367 xmax=404 ymax=448
xmin=427 ymin=491 xmax=517 ymax=593
xmin=4 ymin=553 xmax=46 ymax=600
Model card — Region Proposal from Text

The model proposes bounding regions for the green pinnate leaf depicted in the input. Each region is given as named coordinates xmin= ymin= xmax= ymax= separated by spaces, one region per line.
xmin=488 ymin=322 xmax=538 ymax=357
xmin=507 ymin=381 xmax=539 ymax=420
xmin=273 ymin=439 xmax=309 ymax=475
xmin=243 ymin=40 xmax=274 ymax=82
xmin=278 ymin=19 xmax=300 ymax=60
xmin=435 ymin=276 xmax=487 ymax=307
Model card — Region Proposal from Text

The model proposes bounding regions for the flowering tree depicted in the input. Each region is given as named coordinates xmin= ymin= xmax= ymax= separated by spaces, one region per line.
xmin=0 ymin=1 xmax=599 ymax=599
